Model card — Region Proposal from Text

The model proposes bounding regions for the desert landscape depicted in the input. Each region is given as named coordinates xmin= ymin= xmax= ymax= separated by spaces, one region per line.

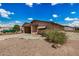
xmin=0 ymin=32 xmax=78 ymax=56
xmin=0 ymin=3 xmax=79 ymax=56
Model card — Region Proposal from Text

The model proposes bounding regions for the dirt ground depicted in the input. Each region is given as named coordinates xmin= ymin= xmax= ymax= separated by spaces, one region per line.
xmin=0 ymin=33 xmax=46 ymax=40
xmin=0 ymin=39 xmax=79 ymax=56
xmin=0 ymin=32 xmax=79 ymax=56
xmin=65 ymin=32 xmax=79 ymax=40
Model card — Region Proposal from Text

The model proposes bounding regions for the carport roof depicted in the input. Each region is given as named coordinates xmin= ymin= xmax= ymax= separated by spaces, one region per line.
xmin=22 ymin=23 xmax=31 ymax=27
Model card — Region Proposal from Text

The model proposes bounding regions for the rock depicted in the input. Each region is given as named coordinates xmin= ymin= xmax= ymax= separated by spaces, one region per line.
xmin=57 ymin=44 xmax=62 ymax=48
xmin=52 ymin=43 xmax=62 ymax=49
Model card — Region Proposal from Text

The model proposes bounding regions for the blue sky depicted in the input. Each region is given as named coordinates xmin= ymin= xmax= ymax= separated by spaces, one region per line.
xmin=0 ymin=3 xmax=79 ymax=27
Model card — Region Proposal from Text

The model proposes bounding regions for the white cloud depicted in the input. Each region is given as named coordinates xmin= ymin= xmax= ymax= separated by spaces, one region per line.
xmin=71 ymin=11 xmax=76 ymax=14
xmin=52 ymin=14 xmax=58 ymax=18
xmin=65 ymin=17 xmax=74 ymax=21
xmin=0 ymin=23 xmax=12 ymax=27
xmin=68 ymin=21 xmax=79 ymax=27
xmin=65 ymin=17 xmax=79 ymax=21
xmin=15 ymin=20 xmax=22 ymax=24
xmin=25 ymin=3 xmax=33 ymax=7
xmin=9 ymin=21 xmax=21 ymax=27
xmin=25 ymin=3 xmax=41 ymax=7
xmin=0 ymin=3 xmax=2 ymax=6
xmin=36 ymin=3 xmax=41 ymax=4
xmin=0 ymin=8 xmax=14 ymax=19
xmin=65 ymin=17 xmax=79 ymax=27
xmin=49 ymin=19 xmax=53 ymax=21
xmin=0 ymin=20 xmax=22 ymax=27
xmin=11 ymin=12 xmax=14 ymax=15
xmin=51 ymin=3 xmax=58 ymax=6
xmin=27 ymin=18 xmax=33 ymax=21
xmin=8 ymin=11 xmax=14 ymax=15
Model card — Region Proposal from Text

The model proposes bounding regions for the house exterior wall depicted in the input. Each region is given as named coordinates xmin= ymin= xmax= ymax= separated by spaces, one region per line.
xmin=22 ymin=20 xmax=64 ymax=34
xmin=31 ymin=21 xmax=63 ymax=30
xmin=31 ymin=21 xmax=63 ymax=34
xmin=31 ymin=25 xmax=38 ymax=34
xmin=51 ymin=24 xmax=64 ymax=30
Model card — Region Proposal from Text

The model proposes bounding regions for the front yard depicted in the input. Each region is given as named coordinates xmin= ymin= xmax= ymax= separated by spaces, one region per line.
xmin=0 ymin=38 xmax=79 ymax=56
xmin=0 ymin=32 xmax=79 ymax=56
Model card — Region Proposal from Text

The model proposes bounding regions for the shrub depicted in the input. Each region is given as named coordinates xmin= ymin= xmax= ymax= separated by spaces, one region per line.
xmin=43 ymin=30 xmax=67 ymax=45
xmin=75 ymin=30 xmax=79 ymax=33
xmin=12 ymin=25 xmax=20 ymax=32
xmin=2 ymin=29 xmax=16 ymax=33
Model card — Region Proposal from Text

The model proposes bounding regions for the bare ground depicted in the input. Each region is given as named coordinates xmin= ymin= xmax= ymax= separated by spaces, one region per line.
xmin=0 ymin=39 xmax=79 ymax=56
xmin=0 ymin=32 xmax=79 ymax=56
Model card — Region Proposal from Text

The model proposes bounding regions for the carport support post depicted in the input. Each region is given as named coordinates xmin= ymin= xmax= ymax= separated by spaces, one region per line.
xmin=31 ymin=25 xmax=37 ymax=34
xmin=31 ymin=25 xmax=33 ymax=34
xmin=23 ymin=27 xmax=25 ymax=33
xmin=20 ymin=27 xmax=25 ymax=33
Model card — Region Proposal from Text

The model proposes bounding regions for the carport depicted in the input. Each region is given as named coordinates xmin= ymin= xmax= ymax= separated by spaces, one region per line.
xmin=23 ymin=23 xmax=31 ymax=33
xmin=24 ymin=26 xmax=31 ymax=33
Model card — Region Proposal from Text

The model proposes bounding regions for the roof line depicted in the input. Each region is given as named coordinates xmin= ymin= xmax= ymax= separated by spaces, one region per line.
xmin=31 ymin=20 xmax=63 ymax=26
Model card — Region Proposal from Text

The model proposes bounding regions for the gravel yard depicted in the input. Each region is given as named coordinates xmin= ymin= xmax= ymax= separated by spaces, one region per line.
xmin=0 ymin=32 xmax=79 ymax=56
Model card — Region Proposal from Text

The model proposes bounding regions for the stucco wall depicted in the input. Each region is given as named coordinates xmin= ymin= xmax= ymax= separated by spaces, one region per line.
xmin=31 ymin=21 xmax=63 ymax=30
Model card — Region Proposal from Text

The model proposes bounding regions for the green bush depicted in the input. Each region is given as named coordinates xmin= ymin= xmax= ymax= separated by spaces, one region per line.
xmin=75 ymin=30 xmax=79 ymax=33
xmin=43 ymin=30 xmax=67 ymax=45
xmin=2 ymin=29 xmax=16 ymax=33
xmin=13 ymin=25 xmax=20 ymax=32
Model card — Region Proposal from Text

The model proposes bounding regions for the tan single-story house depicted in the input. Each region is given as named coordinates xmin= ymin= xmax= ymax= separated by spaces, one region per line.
xmin=22 ymin=20 xmax=64 ymax=34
